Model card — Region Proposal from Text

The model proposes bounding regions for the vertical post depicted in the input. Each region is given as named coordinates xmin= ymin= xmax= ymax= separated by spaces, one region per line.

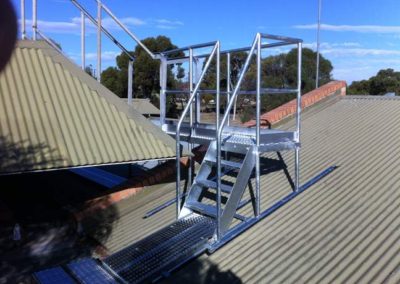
xmin=194 ymin=59 xmax=201 ymax=123
xmin=159 ymin=57 xmax=167 ymax=126
xmin=21 ymin=0 xmax=26 ymax=39
xmin=32 ymin=0 xmax=37 ymax=40
xmin=97 ymin=0 xmax=102 ymax=82
xmin=226 ymin=52 xmax=231 ymax=126
xmin=255 ymin=34 xmax=261 ymax=216
xmin=215 ymin=41 xmax=221 ymax=241
xmin=127 ymin=60 xmax=133 ymax=105
xmin=81 ymin=11 xmax=85 ymax=70
xmin=187 ymin=48 xmax=194 ymax=189
xmin=316 ymin=0 xmax=322 ymax=88
xmin=295 ymin=42 xmax=302 ymax=191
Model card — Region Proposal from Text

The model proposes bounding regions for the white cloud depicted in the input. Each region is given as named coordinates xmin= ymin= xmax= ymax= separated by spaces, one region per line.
xmin=323 ymin=48 xmax=400 ymax=57
xmin=22 ymin=15 xmax=183 ymax=34
xmin=154 ymin=19 xmax=184 ymax=29
xmin=294 ymin=23 xmax=400 ymax=34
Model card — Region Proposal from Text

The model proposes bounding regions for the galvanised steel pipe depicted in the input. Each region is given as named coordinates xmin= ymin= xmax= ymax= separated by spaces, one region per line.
xmin=70 ymin=0 xmax=134 ymax=61
xmin=160 ymin=41 xmax=217 ymax=56
xmin=255 ymin=33 xmax=261 ymax=216
xmin=127 ymin=60 xmax=133 ymax=105
xmin=215 ymin=42 xmax=221 ymax=241
xmin=21 ymin=0 xmax=26 ymax=39
xmin=96 ymin=0 xmax=101 ymax=82
xmin=32 ymin=0 xmax=37 ymax=40
xmin=81 ymin=11 xmax=85 ymax=70
xmin=95 ymin=0 xmax=157 ymax=59
xmin=175 ymin=42 xmax=220 ymax=218
xmin=226 ymin=52 xmax=231 ymax=126
xmin=295 ymin=42 xmax=303 ymax=191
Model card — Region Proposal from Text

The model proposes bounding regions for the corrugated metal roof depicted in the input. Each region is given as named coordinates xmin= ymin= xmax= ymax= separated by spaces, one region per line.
xmin=122 ymin=98 xmax=160 ymax=116
xmin=94 ymin=95 xmax=400 ymax=283
xmin=0 ymin=41 xmax=177 ymax=175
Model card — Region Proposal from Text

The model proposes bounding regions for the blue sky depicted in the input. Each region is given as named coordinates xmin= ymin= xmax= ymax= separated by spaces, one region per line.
xmin=12 ymin=0 xmax=400 ymax=83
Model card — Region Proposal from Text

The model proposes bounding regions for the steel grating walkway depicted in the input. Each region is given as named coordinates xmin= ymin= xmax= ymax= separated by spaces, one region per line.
xmin=104 ymin=214 xmax=215 ymax=283
xmin=34 ymin=214 xmax=215 ymax=284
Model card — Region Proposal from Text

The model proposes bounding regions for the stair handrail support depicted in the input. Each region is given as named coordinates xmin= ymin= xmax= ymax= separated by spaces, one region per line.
xmin=175 ymin=41 xmax=221 ymax=218
xmin=216 ymin=33 xmax=260 ymax=241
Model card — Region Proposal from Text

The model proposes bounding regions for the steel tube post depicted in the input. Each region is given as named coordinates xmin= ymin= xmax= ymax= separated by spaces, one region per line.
xmin=316 ymin=0 xmax=322 ymax=88
xmin=255 ymin=34 xmax=261 ymax=216
xmin=159 ymin=57 xmax=167 ymax=126
xmin=194 ymin=59 xmax=201 ymax=123
xmin=226 ymin=52 xmax=231 ymax=126
xmin=215 ymin=42 xmax=221 ymax=241
xmin=127 ymin=60 xmax=133 ymax=105
xmin=96 ymin=0 xmax=102 ymax=82
xmin=188 ymin=48 xmax=194 ymax=189
xmin=32 ymin=0 xmax=37 ymax=40
xmin=81 ymin=11 xmax=85 ymax=70
xmin=21 ymin=0 xmax=26 ymax=39
xmin=295 ymin=42 xmax=302 ymax=191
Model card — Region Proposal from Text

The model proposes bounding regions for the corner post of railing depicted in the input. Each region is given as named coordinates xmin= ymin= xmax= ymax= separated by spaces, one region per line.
xmin=226 ymin=52 xmax=231 ymax=126
xmin=96 ymin=0 xmax=102 ymax=82
xmin=21 ymin=0 xmax=26 ymax=39
xmin=81 ymin=11 xmax=85 ymax=70
xmin=127 ymin=60 xmax=134 ymax=105
xmin=215 ymin=41 xmax=221 ymax=241
xmin=159 ymin=56 xmax=167 ymax=126
xmin=32 ymin=0 xmax=37 ymax=40
xmin=295 ymin=41 xmax=302 ymax=191
xmin=255 ymin=33 xmax=261 ymax=216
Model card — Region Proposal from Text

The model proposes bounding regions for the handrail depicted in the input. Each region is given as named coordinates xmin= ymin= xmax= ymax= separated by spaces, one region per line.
xmin=70 ymin=0 xmax=134 ymax=61
xmin=36 ymin=29 xmax=64 ymax=54
xmin=92 ymin=0 xmax=157 ymax=59
xmin=158 ymin=41 xmax=217 ymax=56
xmin=175 ymin=41 xmax=220 ymax=218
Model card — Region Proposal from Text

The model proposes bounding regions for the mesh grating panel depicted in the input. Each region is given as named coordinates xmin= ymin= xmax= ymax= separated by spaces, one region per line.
xmin=104 ymin=214 xmax=215 ymax=283
xmin=33 ymin=267 xmax=76 ymax=284
xmin=67 ymin=258 xmax=118 ymax=284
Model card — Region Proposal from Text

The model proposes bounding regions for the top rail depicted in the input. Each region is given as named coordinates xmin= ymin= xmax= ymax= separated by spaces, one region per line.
xmin=93 ymin=0 xmax=157 ymax=59
xmin=159 ymin=41 xmax=218 ymax=56
xmin=260 ymin=33 xmax=303 ymax=43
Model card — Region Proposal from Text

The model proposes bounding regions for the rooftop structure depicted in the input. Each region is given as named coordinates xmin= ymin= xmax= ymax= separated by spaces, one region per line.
xmin=90 ymin=93 xmax=400 ymax=283
xmin=0 ymin=40 xmax=177 ymax=175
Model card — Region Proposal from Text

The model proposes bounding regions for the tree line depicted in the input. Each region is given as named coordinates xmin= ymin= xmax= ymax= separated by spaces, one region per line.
xmin=348 ymin=69 xmax=400 ymax=95
xmin=100 ymin=35 xmax=334 ymax=120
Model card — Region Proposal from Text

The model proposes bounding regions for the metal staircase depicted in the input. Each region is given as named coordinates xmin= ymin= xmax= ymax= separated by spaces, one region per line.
xmin=27 ymin=1 xmax=337 ymax=283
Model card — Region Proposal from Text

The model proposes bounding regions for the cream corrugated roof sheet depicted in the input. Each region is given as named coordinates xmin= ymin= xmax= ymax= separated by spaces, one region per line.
xmin=122 ymin=98 xmax=160 ymax=116
xmin=94 ymin=95 xmax=400 ymax=284
xmin=0 ymin=41 xmax=176 ymax=174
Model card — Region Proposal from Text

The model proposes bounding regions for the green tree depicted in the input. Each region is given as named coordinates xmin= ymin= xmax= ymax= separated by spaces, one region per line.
xmin=348 ymin=68 xmax=400 ymax=95
xmin=101 ymin=35 xmax=183 ymax=104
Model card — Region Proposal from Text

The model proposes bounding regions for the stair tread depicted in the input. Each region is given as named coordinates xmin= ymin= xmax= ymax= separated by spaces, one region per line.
xmin=205 ymin=158 xmax=242 ymax=169
xmin=186 ymin=202 xmax=219 ymax=217
xmin=187 ymin=202 xmax=247 ymax=221
xmin=196 ymin=179 xmax=233 ymax=194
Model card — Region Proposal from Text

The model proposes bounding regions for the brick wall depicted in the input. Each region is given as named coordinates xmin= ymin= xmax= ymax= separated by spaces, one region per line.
xmin=243 ymin=81 xmax=346 ymax=127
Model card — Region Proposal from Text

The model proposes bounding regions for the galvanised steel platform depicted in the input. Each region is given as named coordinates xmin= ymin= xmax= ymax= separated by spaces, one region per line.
xmin=163 ymin=121 xmax=299 ymax=153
